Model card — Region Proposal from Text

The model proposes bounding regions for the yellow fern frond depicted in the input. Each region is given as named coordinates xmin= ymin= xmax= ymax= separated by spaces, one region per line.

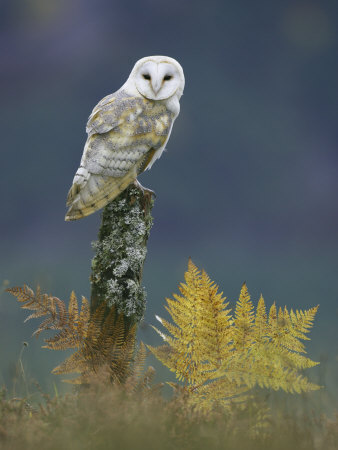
xmin=150 ymin=260 xmax=321 ymax=413
xmin=197 ymin=270 xmax=233 ymax=369
xmin=253 ymin=295 xmax=268 ymax=342
xmin=149 ymin=260 xmax=234 ymax=386
xmin=233 ymin=283 xmax=255 ymax=348
xmin=147 ymin=344 xmax=179 ymax=375
xmin=268 ymin=302 xmax=278 ymax=338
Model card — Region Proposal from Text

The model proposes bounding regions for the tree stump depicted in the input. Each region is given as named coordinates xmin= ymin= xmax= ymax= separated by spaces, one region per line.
xmin=90 ymin=184 xmax=154 ymax=332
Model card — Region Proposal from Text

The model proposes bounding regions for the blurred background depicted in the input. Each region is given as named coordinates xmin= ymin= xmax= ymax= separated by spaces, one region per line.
xmin=0 ymin=0 xmax=337 ymax=404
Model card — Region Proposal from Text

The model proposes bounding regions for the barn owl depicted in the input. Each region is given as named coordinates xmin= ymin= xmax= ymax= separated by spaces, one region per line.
xmin=65 ymin=55 xmax=185 ymax=221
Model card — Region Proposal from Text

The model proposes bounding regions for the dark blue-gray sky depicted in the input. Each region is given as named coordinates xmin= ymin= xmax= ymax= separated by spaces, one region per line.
xmin=0 ymin=0 xmax=337 ymax=401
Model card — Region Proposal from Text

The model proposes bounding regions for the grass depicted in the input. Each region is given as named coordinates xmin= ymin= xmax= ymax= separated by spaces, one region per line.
xmin=0 ymin=372 xmax=337 ymax=450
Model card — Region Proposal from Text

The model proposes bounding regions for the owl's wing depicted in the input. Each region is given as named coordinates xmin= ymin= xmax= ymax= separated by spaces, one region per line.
xmin=86 ymin=92 xmax=126 ymax=136
xmin=82 ymin=92 xmax=171 ymax=175
xmin=66 ymin=91 xmax=173 ymax=220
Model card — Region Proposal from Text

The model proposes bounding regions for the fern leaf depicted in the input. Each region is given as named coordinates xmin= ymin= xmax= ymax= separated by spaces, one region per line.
xmin=7 ymin=285 xmax=148 ymax=387
xmin=254 ymin=295 xmax=268 ymax=342
xmin=68 ymin=291 xmax=79 ymax=325
xmin=233 ymin=283 xmax=255 ymax=348
xmin=132 ymin=342 xmax=147 ymax=382
xmin=147 ymin=344 xmax=179 ymax=374
xmin=6 ymin=285 xmax=35 ymax=303
xmin=6 ymin=286 xmax=68 ymax=335
xmin=150 ymin=260 xmax=320 ymax=413
xmin=52 ymin=352 xmax=86 ymax=375
xmin=124 ymin=342 xmax=148 ymax=392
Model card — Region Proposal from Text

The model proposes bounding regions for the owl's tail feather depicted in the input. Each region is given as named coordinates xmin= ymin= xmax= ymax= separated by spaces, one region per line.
xmin=65 ymin=170 xmax=137 ymax=221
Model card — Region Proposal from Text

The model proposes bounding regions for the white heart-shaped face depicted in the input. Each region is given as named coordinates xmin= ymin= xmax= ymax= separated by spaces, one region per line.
xmin=132 ymin=56 xmax=184 ymax=101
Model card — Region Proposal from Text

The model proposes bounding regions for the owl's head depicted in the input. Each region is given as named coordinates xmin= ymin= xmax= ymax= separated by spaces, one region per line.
xmin=129 ymin=56 xmax=185 ymax=101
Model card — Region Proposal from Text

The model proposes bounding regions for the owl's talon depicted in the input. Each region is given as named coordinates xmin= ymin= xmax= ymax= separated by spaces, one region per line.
xmin=134 ymin=180 xmax=157 ymax=198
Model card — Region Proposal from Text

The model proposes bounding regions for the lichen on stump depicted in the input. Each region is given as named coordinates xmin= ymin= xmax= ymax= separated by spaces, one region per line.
xmin=90 ymin=184 xmax=154 ymax=328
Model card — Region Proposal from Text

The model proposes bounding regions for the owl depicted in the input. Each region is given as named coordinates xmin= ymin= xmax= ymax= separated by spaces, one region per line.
xmin=65 ymin=55 xmax=185 ymax=221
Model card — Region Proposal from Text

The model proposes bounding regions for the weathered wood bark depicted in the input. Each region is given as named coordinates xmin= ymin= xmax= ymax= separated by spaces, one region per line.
xmin=90 ymin=184 xmax=154 ymax=332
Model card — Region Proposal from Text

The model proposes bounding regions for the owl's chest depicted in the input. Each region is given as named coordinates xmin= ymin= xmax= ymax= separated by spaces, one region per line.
xmin=120 ymin=101 xmax=174 ymax=140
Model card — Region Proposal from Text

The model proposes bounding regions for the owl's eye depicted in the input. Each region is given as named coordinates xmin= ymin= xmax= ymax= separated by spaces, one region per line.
xmin=143 ymin=74 xmax=151 ymax=80
xmin=163 ymin=75 xmax=172 ymax=81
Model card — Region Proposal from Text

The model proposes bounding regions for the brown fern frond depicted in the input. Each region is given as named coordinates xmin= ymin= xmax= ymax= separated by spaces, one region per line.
xmin=85 ymin=302 xmax=107 ymax=350
xmin=6 ymin=286 xmax=68 ymax=337
xmin=131 ymin=342 xmax=148 ymax=382
xmin=7 ymin=285 xmax=154 ymax=389
xmin=124 ymin=342 xmax=148 ymax=392
xmin=7 ymin=285 xmax=36 ymax=304
xmin=52 ymin=352 xmax=87 ymax=376
xmin=138 ymin=365 xmax=157 ymax=392
xmin=110 ymin=324 xmax=137 ymax=384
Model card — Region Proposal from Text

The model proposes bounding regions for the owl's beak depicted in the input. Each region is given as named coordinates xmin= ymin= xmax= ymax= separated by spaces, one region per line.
xmin=151 ymin=78 xmax=161 ymax=95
